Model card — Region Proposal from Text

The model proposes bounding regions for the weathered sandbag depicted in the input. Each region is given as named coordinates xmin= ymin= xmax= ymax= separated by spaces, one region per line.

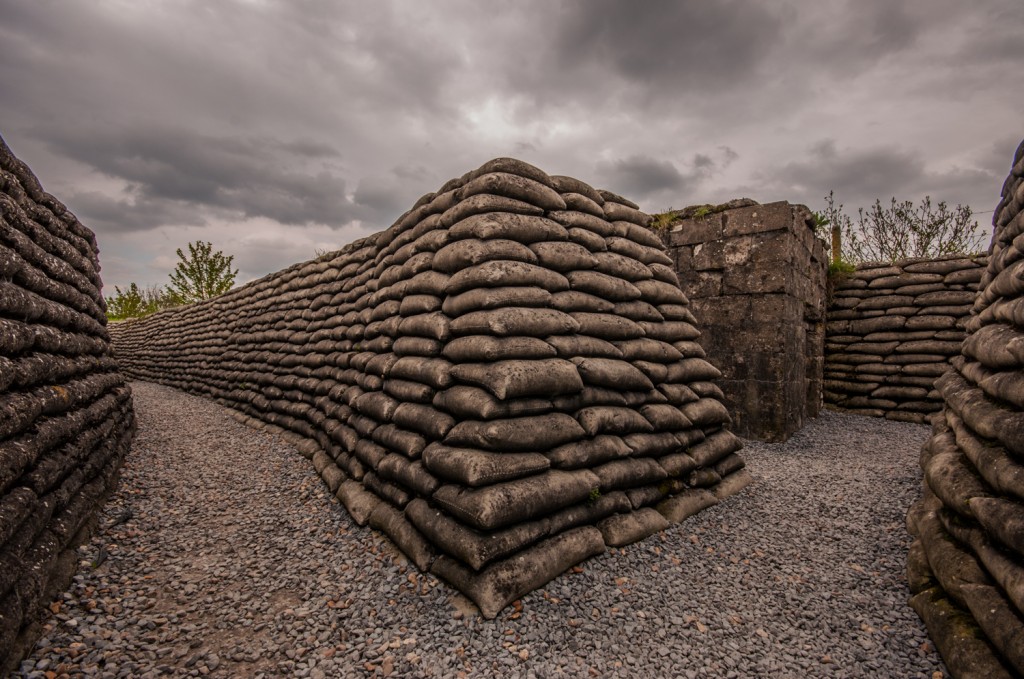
xmin=445 ymin=260 xmax=569 ymax=296
xmin=960 ymin=583 xmax=1024 ymax=676
xmin=353 ymin=439 xmax=388 ymax=469
xmin=657 ymin=488 xmax=718 ymax=523
xmin=613 ymin=300 xmax=664 ymax=322
xmin=550 ymin=175 xmax=605 ymax=204
xmin=566 ymin=226 xmax=608 ymax=253
xmin=431 ymin=527 xmax=605 ymax=619
xmin=567 ymin=270 xmax=641 ymax=302
xmin=570 ymin=313 xmax=645 ymax=340
xmin=947 ymin=411 xmax=1024 ymax=500
xmin=635 ymin=279 xmax=688 ymax=306
xmin=940 ymin=370 xmax=1024 ymax=457
xmin=528 ymin=241 xmax=598 ymax=272
xmin=397 ymin=312 xmax=451 ymax=342
xmin=372 ymin=423 xmax=427 ymax=459
xmin=616 ymin=338 xmax=683 ymax=363
xmin=592 ymin=458 xmax=668 ymax=491
xmin=442 ymin=286 xmax=552 ymax=317
xmin=377 ymin=455 xmax=439 ymax=496
xmin=550 ymin=290 xmax=616 ymax=313
xmin=961 ymin=324 xmax=1024 ymax=369
xmin=560 ymin=192 xmax=605 ymax=217
xmin=639 ymin=404 xmax=693 ymax=431
xmin=545 ymin=334 xmax=623 ymax=359
xmin=439 ymin=194 xmax=544 ymax=228
xmin=546 ymin=435 xmax=633 ymax=469
xmin=451 ymin=359 xmax=583 ymax=399
xmin=432 ymin=238 xmax=538 ymax=273
xmin=433 ymin=386 xmax=552 ymax=421
xmin=625 ymin=431 xmax=686 ymax=458
xmin=457 ymin=172 xmax=566 ymax=212
xmin=389 ymin=356 xmax=454 ymax=390
xmin=469 ymin=158 xmax=555 ymax=186
xmin=354 ymin=391 xmax=399 ymax=422
xmin=383 ymin=378 xmax=435 ymax=404
xmin=447 ymin=212 xmax=568 ymax=244
xmin=916 ymin=508 xmax=991 ymax=607
xmin=923 ymin=447 xmax=990 ymax=518
xmin=593 ymin=251 xmax=653 ymax=282
xmin=405 ymin=498 xmax=549 ymax=571
xmin=336 ymin=480 xmax=381 ymax=526
xmin=598 ymin=508 xmax=670 ymax=547
xmin=577 ymin=406 xmax=655 ymax=437
xmin=603 ymin=202 xmax=649 ymax=226
xmin=665 ymin=358 xmax=722 ymax=383
xmin=449 ymin=307 xmax=580 ymax=337
xmin=368 ymin=502 xmax=435 ymax=572
xmin=552 ymin=386 xmax=630 ymax=411
xmin=688 ymin=430 xmax=743 ymax=467
xmin=641 ymin=321 xmax=700 ymax=343
xmin=404 ymin=270 xmax=451 ymax=296
xmin=572 ymin=357 xmax=654 ymax=391
xmin=713 ymin=469 xmax=754 ymax=499
xmin=422 ymin=444 xmax=550 ymax=486
xmin=681 ymin=398 xmax=731 ymax=428
xmin=392 ymin=402 xmax=456 ymax=440
xmin=714 ymin=453 xmax=746 ymax=478
xmin=445 ymin=413 xmax=586 ymax=451
xmin=432 ymin=468 xmax=600 ymax=530
xmin=363 ymin=470 xmax=412 ymax=508
xmin=548 ymin=210 xmax=625 ymax=237
xmin=969 ymin=497 xmax=1024 ymax=556
xmin=442 ymin=335 xmax=556 ymax=362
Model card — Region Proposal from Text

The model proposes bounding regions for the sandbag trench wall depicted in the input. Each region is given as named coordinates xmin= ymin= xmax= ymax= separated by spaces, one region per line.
xmin=657 ymin=201 xmax=828 ymax=442
xmin=0 ymin=135 xmax=135 ymax=673
xmin=824 ymin=254 xmax=988 ymax=424
xmin=110 ymin=158 xmax=752 ymax=618
xmin=905 ymin=140 xmax=1024 ymax=677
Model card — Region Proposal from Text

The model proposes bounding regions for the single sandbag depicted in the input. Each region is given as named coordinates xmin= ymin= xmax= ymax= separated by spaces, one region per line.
xmin=422 ymin=444 xmax=551 ymax=486
xmin=449 ymin=307 xmax=580 ymax=337
xmin=445 ymin=413 xmax=586 ymax=452
xmin=442 ymin=286 xmax=552 ymax=317
xmin=433 ymin=385 xmax=552 ymax=421
xmin=451 ymin=358 xmax=583 ymax=399
xmin=577 ymin=406 xmax=655 ymax=437
xmin=443 ymin=335 xmax=557 ymax=362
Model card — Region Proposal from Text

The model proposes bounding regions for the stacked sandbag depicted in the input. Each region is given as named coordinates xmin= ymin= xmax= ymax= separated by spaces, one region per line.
xmin=825 ymin=255 xmax=987 ymax=424
xmin=906 ymin=139 xmax=1024 ymax=678
xmin=0 ymin=134 xmax=135 ymax=673
xmin=111 ymin=157 xmax=749 ymax=618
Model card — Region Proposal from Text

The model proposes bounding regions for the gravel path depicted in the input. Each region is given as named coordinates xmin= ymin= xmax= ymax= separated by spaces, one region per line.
xmin=14 ymin=381 xmax=947 ymax=678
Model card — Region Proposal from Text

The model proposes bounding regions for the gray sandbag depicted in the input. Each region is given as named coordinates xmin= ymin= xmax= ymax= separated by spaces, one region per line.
xmin=433 ymin=385 xmax=552 ymax=421
xmin=546 ymin=435 xmax=633 ymax=469
xmin=354 ymin=391 xmax=399 ymax=422
xmin=442 ymin=286 xmax=552 ymax=317
xmin=451 ymin=358 xmax=584 ymax=399
xmin=690 ymin=468 xmax=722 ymax=488
xmin=353 ymin=439 xmax=388 ymax=469
xmin=450 ymin=307 xmax=580 ymax=337
xmin=443 ymin=335 xmax=557 ymax=362
xmin=640 ymin=404 xmax=693 ymax=431
xmin=947 ymin=411 xmax=1024 ymax=500
xmin=392 ymin=402 xmax=456 ymax=440
xmin=432 ymin=238 xmax=538 ymax=273
xmin=641 ymin=321 xmax=700 ymax=343
xmin=528 ymin=241 xmax=598 ymax=272
xmin=439 ymin=194 xmax=544 ymax=228
xmin=688 ymin=430 xmax=743 ymax=467
xmin=550 ymin=175 xmax=605 ymax=204
xmin=552 ymin=386 xmax=630 ymax=411
xmin=545 ymin=334 xmax=623 ymax=358
xmin=598 ymin=508 xmax=670 ymax=547
xmin=336 ymin=480 xmax=381 ymax=526
xmin=616 ymin=338 xmax=683 ymax=363
xmin=431 ymin=468 xmax=600 ymax=530
xmin=389 ymin=356 xmax=454 ymax=390
xmin=405 ymin=270 xmax=451 ymax=296
xmin=550 ymin=290 xmax=615 ymax=313
xmin=445 ymin=260 xmax=570 ymax=295
xmin=469 ymin=158 xmax=555 ymax=187
xmin=940 ymin=370 xmax=1024 ymax=457
xmin=592 ymin=458 xmax=668 ymax=492
xmin=961 ymin=323 xmax=1024 ymax=369
xmin=612 ymin=300 xmax=664 ymax=322
xmin=634 ymin=361 xmax=668 ymax=383
xmin=635 ymin=279 xmax=688 ymax=306
xmin=548 ymin=210 xmax=624 ymax=237
xmin=681 ymin=398 xmax=731 ymax=428
xmin=368 ymin=502 xmax=435 ymax=572
xmin=447 ymin=212 xmax=569 ymax=244
xmin=430 ymin=526 xmax=605 ymax=619
xmin=666 ymin=358 xmax=722 ymax=383
xmin=405 ymin=498 xmax=549 ymax=571
xmin=657 ymin=489 xmax=718 ymax=523
xmin=714 ymin=453 xmax=746 ymax=478
xmin=608 ymin=236 xmax=673 ymax=267
xmin=570 ymin=313 xmax=645 ymax=340
xmin=577 ymin=406 xmax=655 ymax=437
xmin=960 ymin=584 xmax=1024 ymax=676
xmin=567 ymin=270 xmax=641 ymax=302
xmin=458 ymin=172 xmax=566 ymax=212
xmin=445 ymin=413 xmax=586 ymax=451
xmin=942 ymin=515 xmax=1024 ymax=616
xmin=593 ymin=251 xmax=653 ymax=282
xmin=377 ymin=455 xmax=439 ymax=496
xmin=603 ymin=202 xmax=649 ymax=226
xmin=566 ymin=226 xmax=608 ymax=252
xmin=923 ymin=447 xmax=990 ymax=518
xmin=969 ymin=496 xmax=1024 ymax=556
xmin=383 ymin=378 xmax=435 ymax=404
xmin=571 ymin=357 xmax=654 ymax=391
xmin=713 ymin=469 xmax=754 ymax=499
xmin=546 ymin=491 xmax=633 ymax=536
xmin=422 ymin=444 xmax=551 ymax=486
xmin=916 ymin=508 xmax=991 ymax=607
xmin=561 ymin=192 xmax=605 ymax=217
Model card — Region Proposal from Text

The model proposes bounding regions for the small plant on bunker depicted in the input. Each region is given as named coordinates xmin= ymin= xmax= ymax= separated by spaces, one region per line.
xmin=588 ymin=488 xmax=602 ymax=504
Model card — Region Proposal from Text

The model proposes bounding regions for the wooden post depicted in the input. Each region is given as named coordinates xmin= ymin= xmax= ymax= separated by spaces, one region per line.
xmin=831 ymin=224 xmax=842 ymax=264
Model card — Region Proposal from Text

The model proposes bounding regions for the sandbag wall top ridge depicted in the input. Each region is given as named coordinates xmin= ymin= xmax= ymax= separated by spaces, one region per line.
xmin=111 ymin=156 xmax=750 ymax=619
xmin=0 ymin=133 xmax=135 ymax=673
xmin=907 ymin=138 xmax=1024 ymax=677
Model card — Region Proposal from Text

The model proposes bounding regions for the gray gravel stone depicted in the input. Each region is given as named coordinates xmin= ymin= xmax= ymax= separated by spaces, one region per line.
xmin=14 ymin=382 xmax=946 ymax=678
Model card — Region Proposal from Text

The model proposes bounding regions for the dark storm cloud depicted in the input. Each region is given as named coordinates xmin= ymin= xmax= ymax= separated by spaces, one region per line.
xmin=597 ymin=148 xmax=739 ymax=205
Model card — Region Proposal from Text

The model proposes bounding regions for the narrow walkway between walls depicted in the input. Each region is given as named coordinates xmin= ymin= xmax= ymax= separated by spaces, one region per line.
xmin=15 ymin=381 xmax=946 ymax=679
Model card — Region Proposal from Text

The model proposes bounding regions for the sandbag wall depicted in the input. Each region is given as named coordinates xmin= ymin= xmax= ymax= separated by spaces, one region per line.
xmin=825 ymin=255 xmax=987 ymax=424
xmin=906 ymin=139 xmax=1024 ymax=678
xmin=0 ymin=135 xmax=135 ymax=673
xmin=111 ymin=157 xmax=751 ymax=618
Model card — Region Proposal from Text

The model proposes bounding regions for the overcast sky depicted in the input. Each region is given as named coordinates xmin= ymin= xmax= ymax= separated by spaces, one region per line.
xmin=2 ymin=0 xmax=1021 ymax=293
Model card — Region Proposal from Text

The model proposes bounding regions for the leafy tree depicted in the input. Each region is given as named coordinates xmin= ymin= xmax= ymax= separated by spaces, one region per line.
xmin=105 ymin=283 xmax=176 ymax=320
xmin=165 ymin=240 xmax=238 ymax=305
xmin=822 ymin=192 xmax=986 ymax=263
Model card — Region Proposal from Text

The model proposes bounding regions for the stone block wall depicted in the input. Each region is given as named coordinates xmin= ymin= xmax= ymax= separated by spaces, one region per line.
xmin=824 ymin=255 xmax=987 ymax=424
xmin=659 ymin=201 xmax=828 ymax=442
xmin=110 ymin=158 xmax=751 ymax=619
xmin=906 ymin=140 xmax=1024 ymax=677
xmin=0 ymin=135 xmax=135 ymax=673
